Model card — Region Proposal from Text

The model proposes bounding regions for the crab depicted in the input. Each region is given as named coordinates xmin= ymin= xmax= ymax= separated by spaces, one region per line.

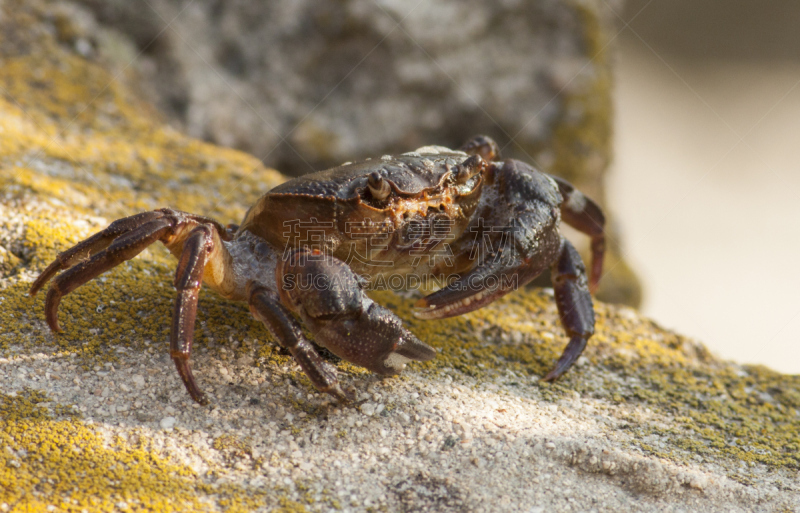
xmin=29 ymin=135 xmax=605 ymax=405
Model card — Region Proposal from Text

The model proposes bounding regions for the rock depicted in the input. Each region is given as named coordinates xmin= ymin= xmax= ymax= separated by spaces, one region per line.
xmin=0 ymin=1 xmax=798 ymax=511
xmin=75 ymin=0 xmax=614 ymax=184
xmin=0 ymin=245 xmax=21 ymax=279
xmin=131 ymin=375 xmax=146 ymax=388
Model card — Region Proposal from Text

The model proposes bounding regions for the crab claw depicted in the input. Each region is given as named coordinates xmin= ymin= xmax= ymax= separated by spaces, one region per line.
xmin=416 ymin=157 xmax=597 ymax=381
xmin=279 ymin=250 xmax=436 ymax=375
xmin=315 ymin=300 xmax=437 ymax=375
xmin=414 ymin=178 xmax=563 ymax=320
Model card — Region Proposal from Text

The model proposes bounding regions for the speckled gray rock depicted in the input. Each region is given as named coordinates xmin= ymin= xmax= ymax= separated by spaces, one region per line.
xmin=75 ymin=0 xmax=614 ymax=186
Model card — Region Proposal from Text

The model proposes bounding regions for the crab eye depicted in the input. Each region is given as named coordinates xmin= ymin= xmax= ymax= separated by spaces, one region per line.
xmin=368 ymin=171 xmax=391 ymax=200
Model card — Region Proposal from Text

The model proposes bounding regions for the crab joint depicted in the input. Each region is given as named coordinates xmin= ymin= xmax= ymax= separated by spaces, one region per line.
xmin=368 ymin=171 xmax=391 ymax=200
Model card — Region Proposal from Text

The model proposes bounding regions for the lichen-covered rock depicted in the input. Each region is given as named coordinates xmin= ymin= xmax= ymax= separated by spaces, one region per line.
xmin=1 ymin=1 xmax=798 ymax=511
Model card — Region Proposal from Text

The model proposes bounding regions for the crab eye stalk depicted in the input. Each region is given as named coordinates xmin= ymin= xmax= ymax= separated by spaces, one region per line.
xmin=368 ymin=171 xmax=391 ymax=200
xmin=455 ymin=154 xmax=485 ymax=184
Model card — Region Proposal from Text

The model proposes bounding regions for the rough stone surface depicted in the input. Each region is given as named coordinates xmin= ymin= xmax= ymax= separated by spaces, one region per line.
xmin=1 ymin=1 xmax=799 ymax=511
xmin=73 ymin=0 xmax=615 ymax=184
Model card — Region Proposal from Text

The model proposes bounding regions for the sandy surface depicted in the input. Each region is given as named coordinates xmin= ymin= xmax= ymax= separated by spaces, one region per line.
xmin=3 ymin=323 xmax=797 ymax=512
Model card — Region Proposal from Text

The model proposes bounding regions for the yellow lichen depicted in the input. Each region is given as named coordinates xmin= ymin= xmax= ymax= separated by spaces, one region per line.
xmin=273 ymin=497 xmax=311 ymax=513
xmin=0 ymin=390 xmax=209 ymax=511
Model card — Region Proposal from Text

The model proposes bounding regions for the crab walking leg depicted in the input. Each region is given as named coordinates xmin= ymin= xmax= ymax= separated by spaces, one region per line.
xmin=247 ymin=283 xmax=348 ymax=401
xmin=29 ymin=211 xmax=167 ymax=297
xmin=30 ymin=209 xmax=236 ymax=332
xmin=40 ymin=217 xmax=174 ymax=331
xmin=547 ymin=175 xmax=606 ymax=293
xmin=543 ymin=237 xmax=595 ymax=381
xmin=170 ymin=225 xmax=215 ymax=405
xmin=29 ymin=209 xmax=234 ymax=297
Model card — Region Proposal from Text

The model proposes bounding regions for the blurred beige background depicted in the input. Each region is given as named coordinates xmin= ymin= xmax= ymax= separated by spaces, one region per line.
xmin=611 ymin=0 xmax=800 ymax=373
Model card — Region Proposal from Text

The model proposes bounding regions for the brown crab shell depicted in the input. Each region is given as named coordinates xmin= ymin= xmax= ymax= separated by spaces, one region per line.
xmin=238 ymin=152 xmax=486 ymax=276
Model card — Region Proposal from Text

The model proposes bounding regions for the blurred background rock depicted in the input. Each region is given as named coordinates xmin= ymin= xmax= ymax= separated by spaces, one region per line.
xmin=612 ymin=0 xmax=800 ymax=373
